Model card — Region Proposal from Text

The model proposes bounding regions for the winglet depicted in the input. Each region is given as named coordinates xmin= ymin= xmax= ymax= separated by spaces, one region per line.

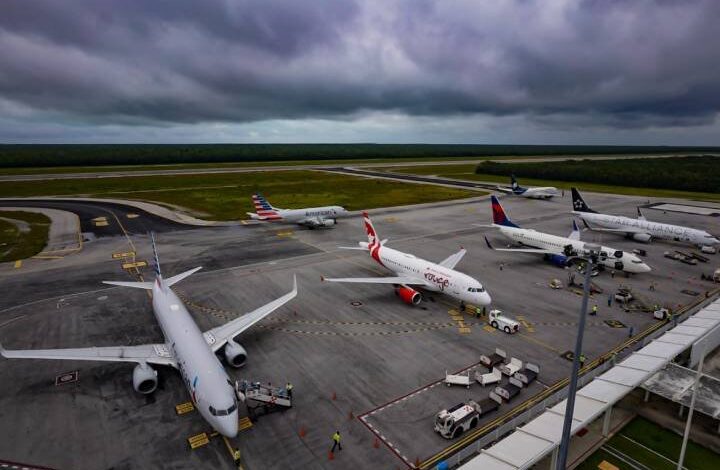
xmin=484 ymin=236 xmax=495 ymax=250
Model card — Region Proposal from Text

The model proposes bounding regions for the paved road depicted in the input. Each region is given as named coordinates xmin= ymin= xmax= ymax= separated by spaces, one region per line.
xmin=322 ymin=166 xmax=498 ymax=191
xmin=0 ymin=153 xmax=714 ymax=182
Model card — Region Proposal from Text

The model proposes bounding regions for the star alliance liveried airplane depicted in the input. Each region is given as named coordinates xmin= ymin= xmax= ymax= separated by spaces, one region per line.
xmin=483 ymin=196 xmax=652 ymax=274
xmin=322 ymin=211 xmax=491 ymax=306
xmin=571 ymin=188 xmax=720 ymax=248
xmin=247 ymin=193 xmax=347 ymax=228
xmin=0 ymin=235 xmax=298 ymax=438
xmin=495 ymin=175 xmax=558 ymax=199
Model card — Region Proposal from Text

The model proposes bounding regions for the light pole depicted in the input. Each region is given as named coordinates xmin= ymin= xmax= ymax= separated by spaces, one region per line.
xmin=556 ymin=243 xmax=602 ymax=470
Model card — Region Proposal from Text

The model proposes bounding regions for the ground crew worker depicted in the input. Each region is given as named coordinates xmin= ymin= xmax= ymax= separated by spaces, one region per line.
xmin=331 ymin=431 xmax=342 ymax=452
xmin=649 ymin=283 xmax=655 ymax=291
xmin=628 ymin=326 xmax=635 ymax=338
xmin=475 ymin=306 xmax=483 ymax=318
xmin=611 ymin=270 xmax=615 ymax=278
xmin=607 ymin=295 xmax=612 ymax=307
xmin=233 ymin=449 xmax=241 ymax=466
xmin=611 ymin=351 xmax=618 ymax=364
xmin=286 ymin=382 xmax=293 ymax=399
xmin=591 ymin=304 xmax=598 ymax=316
xmin=459 ymin=301 xmax=466 ymax=313
xmin=579 ymin=353 xmax=586 ymax=367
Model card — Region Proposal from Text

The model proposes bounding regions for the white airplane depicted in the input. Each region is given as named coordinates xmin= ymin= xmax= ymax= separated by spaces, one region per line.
xmin=483 ymin=196 xmax=651 ymax=274
xmin=571 ymin=188 xmax=720 ymax=248
xmin=496 ymin=175 xmax=558 ymax=199
xmin=247 ymin=193 xmax=347 ymax=228
xmin=0 ymin=235 xmax=298 ymax=438
xmin=322 ymin=211 xmax=491 ymax=306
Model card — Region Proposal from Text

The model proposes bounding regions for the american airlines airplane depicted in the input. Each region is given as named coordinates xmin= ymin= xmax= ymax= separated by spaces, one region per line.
xmin=322 ymin=211 xmax=491 ymax=306
xmin=0 ymin=236 xmax=298 ymax=438
xmin=484 ymin=196 xmax=651 ymax=274
xmin=247 ymin=193 xmax=347 ymax=228
xmin=496 ymin=175 xmax=558 ymax=199
xmin=571 ymin=188 xmax=720 ymax=248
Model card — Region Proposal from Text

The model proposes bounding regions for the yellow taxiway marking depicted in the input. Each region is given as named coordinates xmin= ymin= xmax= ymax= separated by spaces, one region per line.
xmin=483 ymin=325 xmax=496 ymax=333
xmin=516 ymin=315 xmax=535 ymax=333
xmin=383 ymin=216 xmax=399 ymax=223
xmin=92 ymin=216 xmax=107 ymax=222
xmin=122 ymin=260 xmax=147 ymax=270
xmin=13 ymin=260 xmax=22 ymax=268
xmin=188 ymin=432 xmax=210 ymax=449
xmin=112 ymin=251 xmax=136 ymax=259
xmin=175 ymin=402 xmax=195 ymax=415
xmin=240 ymin=220 xmax=248 ymax=225
xmin=518 ymin=333 xmax=562 ymax=354
xmin=126 ymin=213 xmax=139 ymax=219
xmin=94 ymin=220 xmax=109 ymax=227
xmin=239 ymin=416 xmax=253 ymax=431
xmin=458 ymin=327 xmax=471 ymax=334
xmin=277 ymin=231 xmax=294 ymax=237
xmin=32 ymin=255 xmax=64 ymax=260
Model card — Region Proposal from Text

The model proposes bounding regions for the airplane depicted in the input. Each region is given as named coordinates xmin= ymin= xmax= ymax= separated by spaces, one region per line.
xmin=483 ymin=196 xmax=651 ymax=274
xmin=322 ymin=211 xmax=491 ymax=306
xmin=495 ymin=174 xmax=558 ymax=199
xmin=571 ymin=188 xmax=720 ymax=249
xmin=0 ymin=234 xmax=298 ymax=438
xmin=247 ymin=193 xmax=347 ymax=228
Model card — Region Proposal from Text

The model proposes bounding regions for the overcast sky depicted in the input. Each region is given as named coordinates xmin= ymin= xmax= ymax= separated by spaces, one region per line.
xmin=2 ymin=0 xmax=720 ymax=144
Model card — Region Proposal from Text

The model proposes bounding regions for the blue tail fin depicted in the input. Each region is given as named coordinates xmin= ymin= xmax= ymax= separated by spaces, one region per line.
xmin=511 ymin=175 xmax=526 ymax=194
xmin=491 ymin=196 xmax=519 ymax=228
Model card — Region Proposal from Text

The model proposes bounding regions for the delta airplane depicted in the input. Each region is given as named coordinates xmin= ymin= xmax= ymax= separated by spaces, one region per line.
xmin=496 ymin=175 xmax=558 ymax=199
xmin=483 ymin=196 xmax=651 ymax=274
xmin=322 ymin=211 xmax=491 ymax=306
xmin=247 ymin=193 xmax=347 ymax=228
xmin=0 ymin=235 xmax=298 ymax=438
xmin=572 ymin=188 xmax=720 ymax=248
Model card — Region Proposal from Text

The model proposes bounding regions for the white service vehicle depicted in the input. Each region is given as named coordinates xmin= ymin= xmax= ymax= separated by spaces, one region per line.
xmin=434 ymin=393 xmax=503 ymax=439
xmin=475 ymin=367 xmax=502 ymax=386
xmin=500 ymin=357 xmax=523 ymax=377
xmin=444 ymin=370 xmax=472 ymax=388
xmin=488 ymin=309 xmax=520 ymax=334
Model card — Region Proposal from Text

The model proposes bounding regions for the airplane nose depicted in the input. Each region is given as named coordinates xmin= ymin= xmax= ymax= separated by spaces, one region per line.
xmin=216 ymin=414 xmax=239 ymax=438
xmin=478 ymin=292 xmax=492 ymax=306
xmin=638 ymin=263 xmax=652 ymax=273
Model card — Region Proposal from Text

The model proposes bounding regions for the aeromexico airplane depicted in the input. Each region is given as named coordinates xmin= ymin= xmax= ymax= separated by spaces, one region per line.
xmin=484 ymin=196 xmax=652 ymax=274
xmin=572 ymin=188 xmax=720 ymax=248
xmin=495 ymin=175 xmax=558 ymax=199
xmin=0 ymin=235 xmax=298 ymax=438
xmin=247 ymin=193 xmax=347 ymax=228
xmin=322 ymin=211 xmax=491 ymax=306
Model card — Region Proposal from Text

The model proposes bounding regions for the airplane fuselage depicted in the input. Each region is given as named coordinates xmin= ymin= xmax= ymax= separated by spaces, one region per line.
xmin=496 ymin=225 xmax=651 ymax=273
xmin=151 ymin=280 xmax=239 ymax=437
xmin=573 ymin=212 xmax=719 ymax=247
xmin=373 ymin=245 xmax=492 ymax=305
xmin=513 ymin=187 xmax=557 ymax=199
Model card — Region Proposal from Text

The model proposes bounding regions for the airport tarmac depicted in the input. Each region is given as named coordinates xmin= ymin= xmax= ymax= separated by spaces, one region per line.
xmin=0 ymin=191 xmax=717 ymax=469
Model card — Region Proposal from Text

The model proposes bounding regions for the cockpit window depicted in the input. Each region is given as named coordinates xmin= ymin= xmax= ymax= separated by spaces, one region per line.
xmin=209 ymin=402 xmax=237 ymax=416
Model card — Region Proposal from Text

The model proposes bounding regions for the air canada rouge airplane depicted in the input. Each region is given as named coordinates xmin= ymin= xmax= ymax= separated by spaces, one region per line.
xmin=483 ymin=196 xmax=652 ymax=274
xmin=247 ymin=193 xmax=347 ymax=228
xmin=571 ymin=188 xmax=720 ymax=249
xmin=0 ymin=234 xmax=298 ymax=438
xmin=495 ymin=174 xmax=558 ymax=199
xmin=322 ymin=211 xmax=491 ymax=306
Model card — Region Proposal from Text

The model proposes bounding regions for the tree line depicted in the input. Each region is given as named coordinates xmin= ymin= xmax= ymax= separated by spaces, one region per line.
xmin=475 ymin=156 xmax=719 ymax=194
xmin=1 ymin=144 xmax=719 ymax=168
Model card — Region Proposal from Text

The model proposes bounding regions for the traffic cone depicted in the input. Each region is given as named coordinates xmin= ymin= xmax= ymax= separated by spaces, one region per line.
xmin=328 ymin=451 xmax=334 ymax=461
xmin=299 ymin=426 xmax=306 ymax=438
xmin=373 ymin=437 xmax=380 ymax=448
xmin=331 ymin=391 xmax=337 ymax=401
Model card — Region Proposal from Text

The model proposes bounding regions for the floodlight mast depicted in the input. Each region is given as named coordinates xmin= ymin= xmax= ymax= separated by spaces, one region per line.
xmin=556 ymin=243 xmax=601 ymax=469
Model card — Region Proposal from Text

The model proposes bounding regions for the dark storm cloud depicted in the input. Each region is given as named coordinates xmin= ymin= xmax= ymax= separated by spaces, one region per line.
xmin=1 ymin=0 xmax=720 ymax=130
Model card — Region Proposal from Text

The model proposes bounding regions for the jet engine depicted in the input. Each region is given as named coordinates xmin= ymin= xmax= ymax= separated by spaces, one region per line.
xmin=614 ymin=261 xmax=624 ymax=271
xmin=224 ymin=340 xmax=248 ymax=368
xmin=632 ymin=233 xmax=652 ymax=243
xmin=395 ymin=286 xmax=422 ymax=305
xmin=132 ymin=363 xmax=158 ymax=394
xmin=321 ymin=219 xmax=337 ymax=227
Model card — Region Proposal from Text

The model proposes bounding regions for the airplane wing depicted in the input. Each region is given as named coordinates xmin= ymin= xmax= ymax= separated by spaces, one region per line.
xmin=322 ymin=275 xmax=426 ymax=286
xmin=0 ymin=342 xmax=176 ymax=367
xmin=495 ymin=186 xmax=514 ymax=194
xmin=438 ymin=248 xmax=466 ymax=269
xmin=204 ymin=276 xmax=298 ymax=352
xmin=484 ymin=236 xmax=557 ymax=255
xmin=580 ymin=219 xmax=646 ymax=235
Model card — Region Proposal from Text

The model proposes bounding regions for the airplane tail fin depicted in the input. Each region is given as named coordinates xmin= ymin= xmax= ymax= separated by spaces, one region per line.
xmin=637 ymin=206 xmax=646 ymax=221
xmin=510 ymin=174 xmax=524 ymax=194
xmin=361 ymin=211 xmax=383 ymax=248
xmin=491 ymin=196 xmax=519 ymax=228
xmin=150 ymin=231 xmax=162 ymax=278
xmin=571 ymin=188 xmax=596 ymax=213
xmin=251 ymin=193 xmax=282 ymax=220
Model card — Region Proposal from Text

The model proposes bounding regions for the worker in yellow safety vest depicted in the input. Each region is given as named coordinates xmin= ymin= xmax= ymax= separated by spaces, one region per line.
xmin=331 ymin=431 xmax=342 ymax=452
